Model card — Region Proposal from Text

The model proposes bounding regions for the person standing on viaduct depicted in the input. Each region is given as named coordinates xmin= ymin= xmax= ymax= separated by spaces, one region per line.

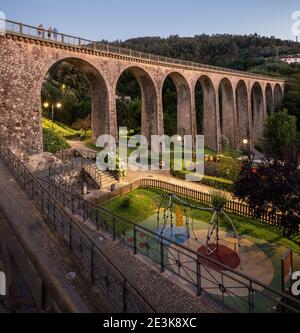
xmin=38 ymin=24 xmax=45 ymax=38
xmin=47 ymin=27 xmax=52 ymax=40
xmin=53 ymin=27 xmax=58 ymax=41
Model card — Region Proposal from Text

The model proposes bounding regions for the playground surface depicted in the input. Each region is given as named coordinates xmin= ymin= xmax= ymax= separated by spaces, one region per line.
xmin=136 ymin=214 xmax=300 ymax=312
xmin=102 ymin=189 xmax=300 ymax=312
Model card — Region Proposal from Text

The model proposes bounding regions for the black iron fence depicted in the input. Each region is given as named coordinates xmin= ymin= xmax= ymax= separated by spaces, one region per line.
xmin=0 ymin=143 xmax=155 ymax=313
xmin=1 ymin=18 xmax=283 ymax=82
xmin=1 ymin=143 xmax=300 ymax=313
xmin=32 ymin=174 xmax=300 ymax=313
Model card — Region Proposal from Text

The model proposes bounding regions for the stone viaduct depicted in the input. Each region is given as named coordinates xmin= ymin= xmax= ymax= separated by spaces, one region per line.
xmin=0 ymin=20 xmax=285 ymax=154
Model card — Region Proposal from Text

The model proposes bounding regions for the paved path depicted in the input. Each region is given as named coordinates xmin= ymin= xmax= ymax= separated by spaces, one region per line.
xmin=67 ymin=141 xmax=234 ymax=197
xmin=123 ymin=169 xmax=234 ymax=198
xmin=67 ymin=139 xmax=96 ymax=152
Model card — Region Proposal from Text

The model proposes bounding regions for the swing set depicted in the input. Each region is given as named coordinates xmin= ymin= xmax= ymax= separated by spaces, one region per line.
xmin=156 ymin=192 xmax=242 ymax=269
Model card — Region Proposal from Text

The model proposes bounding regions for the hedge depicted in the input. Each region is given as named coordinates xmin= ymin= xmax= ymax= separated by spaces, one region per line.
xmin=171 ymin=170 xmax=234 ymax=192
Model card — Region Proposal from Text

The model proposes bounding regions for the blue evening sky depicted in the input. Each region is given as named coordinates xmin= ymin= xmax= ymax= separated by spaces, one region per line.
xmin=0 ymin=0 xmax=299 ymax=41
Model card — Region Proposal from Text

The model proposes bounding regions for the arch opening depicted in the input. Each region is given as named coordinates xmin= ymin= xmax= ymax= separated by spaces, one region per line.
xmin=251 ymin=82 xmax=264 ymax=142
xmin=41 ymin=58 xmax=109 ymax=149
xmin=218 ymin=78 xmax=235 ymax=148
xmin=196 ymin=76 xmax=218 ymax=151
xmin=236 ymin=80 xmax=250 ymax=148
xmin=115 ymin=66 xmax=158 ymax=142
xmin=116 ymin=70 xmax=142 ymax=136
xmin=195 ymin=81 xmax=204 ymax=135
xmin=274 ymin=84 xmax=283 ymax=111
xmin=265 ymin=83 xmax=274 ymax=116
xmin=162 ymin=72 xmax=192 ymax=138
xmin=162 ymin=77 xmax=177 ymax=136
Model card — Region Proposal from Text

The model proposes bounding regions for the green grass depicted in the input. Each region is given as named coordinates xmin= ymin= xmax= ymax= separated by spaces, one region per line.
xmin=103 ymin=189 xmax=159 ymax=222
xmin=43 ymin=127 xmax=70 ymax=154
xmin=102 ymin=189 xmax=300 ymax=254
xmin=42 ymin=117 xmax=80 ymax=138
xmin=204 ymin=147 xmax=217 ymax=155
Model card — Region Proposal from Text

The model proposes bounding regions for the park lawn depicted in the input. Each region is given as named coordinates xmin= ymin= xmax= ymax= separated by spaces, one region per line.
xmin=42 ymin=117 xmax=80 ymax=138
xmin=102 ymin=188 xmax=300 ymax=254
xmin=102 ymin=189 xmax=160 ymax=223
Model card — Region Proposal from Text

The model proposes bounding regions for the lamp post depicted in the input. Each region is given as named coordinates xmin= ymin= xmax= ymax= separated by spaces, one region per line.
xmin=43 ymin=102 xmax=62 ymax=129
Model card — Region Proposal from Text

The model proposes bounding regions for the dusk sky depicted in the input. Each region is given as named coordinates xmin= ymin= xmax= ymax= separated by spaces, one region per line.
xmin=1 ymin=0 xmax=299 ymax=41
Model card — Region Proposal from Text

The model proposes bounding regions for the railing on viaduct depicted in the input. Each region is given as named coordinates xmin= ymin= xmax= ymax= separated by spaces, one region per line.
xmin=1 ymin=18 xmax=283 ymax=82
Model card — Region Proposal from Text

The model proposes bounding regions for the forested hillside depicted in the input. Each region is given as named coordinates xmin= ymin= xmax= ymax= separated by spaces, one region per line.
xmin=114 ymin=34 xmax=299 ymax=73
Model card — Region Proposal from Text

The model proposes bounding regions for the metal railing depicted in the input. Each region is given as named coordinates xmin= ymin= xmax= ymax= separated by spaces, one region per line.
xmin=1 ymin=18 xmax=284 ymax=82
xmin=0 ymin=143 xmax=155 ymax=313
xmin=49 ymin=153 xmax=103 ymax=189
xmin=28 ymin=167 xmax=299 ymax=313
xmin=1 ymin=143 xmax=299 ymax=313
xmin=83 ymin=163 xmax=103 ymax=189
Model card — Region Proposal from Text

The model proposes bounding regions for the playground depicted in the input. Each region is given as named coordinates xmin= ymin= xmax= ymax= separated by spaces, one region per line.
xmin=102 ymin=188 xmax=300 ymax=312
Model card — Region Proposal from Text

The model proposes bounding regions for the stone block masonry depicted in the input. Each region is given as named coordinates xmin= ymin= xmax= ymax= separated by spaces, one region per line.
xmin=0 ymin=30 xmax=285 ymax=155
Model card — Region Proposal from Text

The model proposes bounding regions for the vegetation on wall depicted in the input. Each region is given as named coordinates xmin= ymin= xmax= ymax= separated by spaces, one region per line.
xmin=42 ymin=127 xmax=70 ymax=154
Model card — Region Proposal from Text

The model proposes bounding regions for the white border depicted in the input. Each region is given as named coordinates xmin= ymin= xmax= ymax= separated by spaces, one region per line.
xmin=0 ymin=11 xmax=5 ymax=36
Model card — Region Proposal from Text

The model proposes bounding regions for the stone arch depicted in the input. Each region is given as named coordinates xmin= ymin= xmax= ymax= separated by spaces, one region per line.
xmin=265 ymin=83 xmax=274 ymax=115
xmin=115 ymin=66 xmax=158 ymax=141
xmin=196 ymin=75 xmax=218 ymax=151
xmin=251 ymin=82 xmax=265 ymax=142
xmin=236 ymin=80 xmax=250 ymax=147
xmin=161 ymin=72 xmax=192 ymax=137
xmin=37 ymin=56 xmax=110 ymax=145
xmin=274 ymin=84 xmax=283 ymax=110
xmin=219 ymin=78 xmax=235 ymax=147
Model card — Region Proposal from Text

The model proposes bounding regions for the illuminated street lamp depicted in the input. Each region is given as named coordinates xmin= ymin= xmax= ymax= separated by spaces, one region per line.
xmin=242 ymin=138 xmax=249 ymax=153
xmin=43 ymin=102 xmax=62 ymax=129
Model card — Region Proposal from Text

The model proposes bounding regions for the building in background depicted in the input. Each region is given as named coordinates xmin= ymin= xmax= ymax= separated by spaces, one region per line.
xmin=279 ymin=54 xmax=300 ymax=64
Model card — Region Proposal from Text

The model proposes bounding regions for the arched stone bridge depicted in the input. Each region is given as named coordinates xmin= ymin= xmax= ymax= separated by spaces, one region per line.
xmin=0 ymin=20 xmax=285 ymax=153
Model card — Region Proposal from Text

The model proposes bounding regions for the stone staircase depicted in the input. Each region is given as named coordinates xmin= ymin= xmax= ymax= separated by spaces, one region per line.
xmin=83 ymin=163 xmax=117 ymax=190
xmin=101 ymin=171 xmax=118 ymax=190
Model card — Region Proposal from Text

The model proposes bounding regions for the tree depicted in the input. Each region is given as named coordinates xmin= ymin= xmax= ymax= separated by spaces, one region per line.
xmin=235 ymin=112 xmax=300 ymax=236
xmin=283 ymin=72 xmax=300 ymax=130
xmin=262 ymin=109 xmax=299 ymax=161
xmin=216 ymin=154 xmax=241 ymax=183
xmin=72 ymin=114 xmax=91 ymax=137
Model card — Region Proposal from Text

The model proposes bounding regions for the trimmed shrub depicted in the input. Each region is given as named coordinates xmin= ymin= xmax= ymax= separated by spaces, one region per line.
xmin=121 ymin=197 xmax=132 ymax=208
xmin=171 ymin=169 xmax=234 ymax=192
xmin=43 ymin=128 xmax=70 ymax=154
xmin=211 ymin=189 xmax=229 ymax=209
xmin=200 ymin=176 xmax=234 ymax=192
